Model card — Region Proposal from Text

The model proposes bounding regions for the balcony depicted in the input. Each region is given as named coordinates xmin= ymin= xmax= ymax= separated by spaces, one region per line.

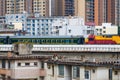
xmin=39 ymin=69 xmax=46 ymax=77
xmin=0 ymin=68 xmax=11 ymax=76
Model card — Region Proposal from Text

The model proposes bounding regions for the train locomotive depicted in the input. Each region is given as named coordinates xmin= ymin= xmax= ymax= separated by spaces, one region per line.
xmin=85 ymin=34 xmax=120 ymax=44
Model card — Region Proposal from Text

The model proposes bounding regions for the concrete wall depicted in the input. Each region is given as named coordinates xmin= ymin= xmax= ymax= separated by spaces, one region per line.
xmin=96 ymin=67 xmax=109 ymax=80
xmin=112 ymin=70 xmax=120 ymax=80
xmin=11 ymin=60 xmax=40 ymax=79
xmin=46 ymin=64 xmax=120 ymax=80
xmin=46 ymin=65 xmax=71 ymax=80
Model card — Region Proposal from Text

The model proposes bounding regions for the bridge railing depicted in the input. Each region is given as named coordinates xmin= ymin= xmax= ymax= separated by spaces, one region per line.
xmin=32 ymin=45 xmax=120 ymax=52
xmin=0 ymin=45 xmax=120 ymax=52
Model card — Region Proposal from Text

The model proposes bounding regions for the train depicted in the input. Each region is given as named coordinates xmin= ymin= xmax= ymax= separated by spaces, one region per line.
xmin=0 ymin=34 xmax=120 ymax=44
xmin=85 ymin=34 xmax=120 ymax=44
xmin=0 ymin=36 xmax=85 ymax=44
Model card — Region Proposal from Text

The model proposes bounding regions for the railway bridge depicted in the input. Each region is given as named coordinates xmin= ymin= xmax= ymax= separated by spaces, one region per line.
xmin=0 ymin=44 xmax=119 ymax=62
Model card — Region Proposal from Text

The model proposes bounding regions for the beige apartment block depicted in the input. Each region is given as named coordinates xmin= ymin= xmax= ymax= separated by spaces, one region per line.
xmin=76 ymin=0 xmax=94 ymax=23
xmin=0 ymin=0 xmax=6 ymax=16
xmin=54 ymin=0 xmax=94 ymax=23
xmin=6 ymin=0 xmax=26 ymax=14
xmin=33 ymin=0 xmax=49 ymax=16
xmin=5 ymin=0 xmax=50 ymax=16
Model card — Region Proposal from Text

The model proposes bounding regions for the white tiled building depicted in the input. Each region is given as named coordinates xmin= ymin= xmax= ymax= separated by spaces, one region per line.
xmin=51 ymin=17 xmax=85 ymax=36
xmin=26 ymin=17 xmax=55 ymax=36
xmin=5 ymin=12 xmax=28 ymax=30
xmin=95 ymin=23 xmax=118 ymax=35
xmin=27 ymin=16 xmax=94 ymax=37
xmin=5 ymin=13 xmax=95 ymax=37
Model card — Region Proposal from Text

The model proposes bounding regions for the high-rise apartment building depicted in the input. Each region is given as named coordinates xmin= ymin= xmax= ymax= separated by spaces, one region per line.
xmin=54 ymin=0 xmax=77 ymax=16
xmin=94 ymin=0 xmax=120 ymax=26
xmin=54 ymin=0 xmax=120 ymax=26
xmin=94 ymin=0 xmax=106 ymax=25
xmin=0 ymin=0 xmax=6 ymax=16
xmin=6 ymin=0 xmax=26 ymax=14
xmin=33 ymin=0 xmax=50 ymax=16
xmin=115 ymin=0 xmax=120 ymax=26
xmin=4 ymin=0 xmax=51 ymax=16
xmin=54 ymin=0 xmax=94 ymax=22
xmin=0 ymin=0 xmax=120 ymax=25
xmin=25 ymin=0 xmax=33 ymax=14
xmin=77 ymin=0 xmax=94 ymax=23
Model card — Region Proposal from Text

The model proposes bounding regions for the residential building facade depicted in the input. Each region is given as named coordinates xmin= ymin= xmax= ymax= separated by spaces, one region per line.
xmin=94 ymin=0 xmax=120 ymax=26
xmin=77 ymin=0 xmax=94 ymax=23
xmin=26 ymin=16 xmax=91 ymax=36
xmin=0 ymin=16 xmax=6 ymax=25
xmin=33 ymin=0 xmax=50 ymax=16
xmin=4 ymin=0 xmax=51 ymax=16
xmin=54 ymin=0 xmax=77 ymax=16
xmin=5 ymin=13 xmax=28 ymax=30
xmin=26 ymin=17 xmax=54 ymax=36
xmin=5 ymin=13 xmax=89 ymax=36
xmin=0 ymin=0 xmax=6 ymax=16
xmin=95 ymin=23 xmax=118 ymax=35
xmin=6 ymin=0 xmax=26 ymax=14
xmin=51 ymin=17 xmax=86 ymax=36
xmin=0 ymin=44 xmax=119 ymax=80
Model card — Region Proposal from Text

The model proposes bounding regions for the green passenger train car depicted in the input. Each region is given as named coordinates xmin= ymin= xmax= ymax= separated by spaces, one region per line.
xmin=2 ymin=36 xmax=85 ymax=44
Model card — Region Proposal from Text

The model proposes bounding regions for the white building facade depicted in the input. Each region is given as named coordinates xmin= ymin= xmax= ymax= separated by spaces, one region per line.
xmin=51 ymin=17 xmax=85 ymax=36
xmin=5 ymin=12 xmax=28 ymax=30
xmin=26 ymin=17 xmax=55 ymax=36
xmin=5 ymin=13 xmax=95 ymax=37
xmin=26 ymin=16 xmax=93 ymax=37
xmin=46 ymin=62 xmax=120 ymax=80
xmin=95 ymin=23 xmax=118 ymax=35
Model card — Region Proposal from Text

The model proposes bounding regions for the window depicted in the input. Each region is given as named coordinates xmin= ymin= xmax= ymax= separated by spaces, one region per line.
xmin=32 ymin=32 xmax=35 ymax=35
xmin=41 ymin=62 xmax=44 ymax=68
xmin=16 ymin=16 xmax=18 ymax=18
xmin=103 ymin=26 xmax=106 ymax=29
xmin=32 ymin=20 xmax=35 ymax=23
xmin=2 ymin=60 xmax=6 ymax=68
xmin=47 ymin=64 xmax=51 ymax=69
xmin=58 ymin=65 xmax=64 ymax=76
xmin=25 ymin=63 xmax=30 ymax=66
xmin=69 ymin=29 xmax=71 ymax=33
xmin=73 ymin=66 xmax=79 ymax=78
xmin=85 ymin=71 xmax=89 ymax=79
xmin=100 ymin=29 xmax=102 ymax=31
xmin=8 ymin=61 xmax=11 ymax=69
xmin=32 ymin=24 xmax=35 ymax=27
xmin=103 ymin=31 xmax=106 ymax=33
xmin=46 ymin=32 xmax=48 ymax=34
xmin=92 ymin=69 xmax=95 ymax=73
xmin=34 ymin=62 xmax=38 ymax=66
xmin=46 ymin=28 xmax=48 ymax=30
xmin=114 ymin=71 xmax=118 ymax=75
xmin=18 ymin=63 xmax=21 ymax=66
xmin=109 ymin=69 xmax=112 ymax=80
xmin=88 ymin=38 xmax=94 ymax=41
xmin=32 ymin=28 xmax=35 ymax=31
xmin=59 ymin=26 xmax=62 ymax=28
